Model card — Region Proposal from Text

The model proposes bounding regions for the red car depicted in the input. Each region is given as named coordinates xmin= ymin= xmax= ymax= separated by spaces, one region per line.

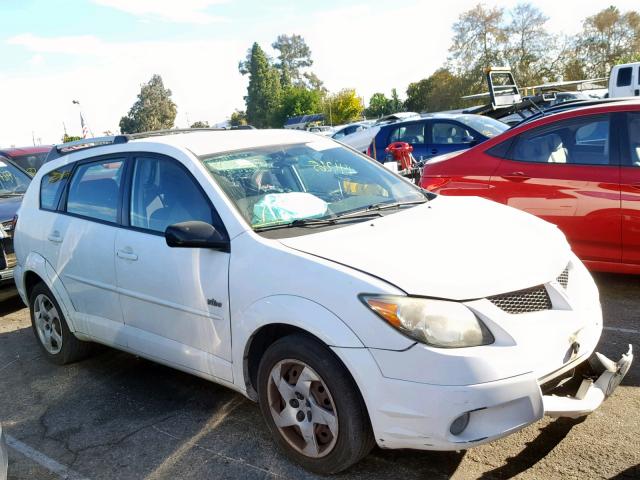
xmin=0 ymin=145 xmax=52 ymax=176
xmin=420 ymin=99 xmax=640 ymax=274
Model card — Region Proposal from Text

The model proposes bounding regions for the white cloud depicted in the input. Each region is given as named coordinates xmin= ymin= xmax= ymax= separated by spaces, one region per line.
xmin=0 ymin=35 xmax=247 ymax=145
xmin=92 ymin=0 xmax=228 ymax=24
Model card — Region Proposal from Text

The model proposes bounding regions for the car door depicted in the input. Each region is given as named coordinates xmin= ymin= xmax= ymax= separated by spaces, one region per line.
xmin=427 ymin=120 xmax=477 ymax=159
xmin=115 ymin=154 xmax=233 ymax=381
xmin=47 ymin=156 xmax=127 ymax=343
xmin=620 ymin=110 xmax=640 ymax=265
xmin=488 ymin=113 xmax=621 ymax=264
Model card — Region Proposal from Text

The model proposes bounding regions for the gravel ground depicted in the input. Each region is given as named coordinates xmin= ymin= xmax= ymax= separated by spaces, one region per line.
xmin=0 ymin=273 xmax=638 ymax=480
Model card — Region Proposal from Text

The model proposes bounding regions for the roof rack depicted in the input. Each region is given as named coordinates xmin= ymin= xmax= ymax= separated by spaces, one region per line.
xmin=44 ymin=126 xmax=257 ymax=163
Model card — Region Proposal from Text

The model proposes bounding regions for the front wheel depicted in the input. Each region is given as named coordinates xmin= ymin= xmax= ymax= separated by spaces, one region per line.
xmin=257 ymin=334 xmax=374 ymax=474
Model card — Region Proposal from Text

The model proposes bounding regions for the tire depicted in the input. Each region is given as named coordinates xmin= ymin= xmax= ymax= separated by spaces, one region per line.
xmin=257 ymin=333 xmax=374 ymax=474
xmin=29 ymin=282 xmax=93 ymax=365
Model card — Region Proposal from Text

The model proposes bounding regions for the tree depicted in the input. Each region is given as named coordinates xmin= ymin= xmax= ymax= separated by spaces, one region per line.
xmin=389 ymin=89 xmax=403 ymax=112
xmin=272 ymin=34 xmax=314 ymax=88
xmin=62 ymin=134 xmax=82 ymax=143
xmin=230 ymin=110 xmax=248 ymax=126
xmin=323 ymin=89 xmax=363 ymax=125
xmin=278 ymin=86 xmax=322 ymax=126
xmin=504 ymin=3 xmax=556 ymax=86
xmin=405 ymin=69 xmax=466 ymax=113
xmin=119 ymin=74 xmax=177 ymax=134
xmin=190 ymin=121 xmax=209 ymax=128
xmin=577 ymin=6 xmax=640 ymax=77
xmin=365 ymin=93 xmax=392 ymax=118
xmin=449 ymin=3 xmax=506 ymax=84
xmin=239 ymin=42 xmax=282 ymax=128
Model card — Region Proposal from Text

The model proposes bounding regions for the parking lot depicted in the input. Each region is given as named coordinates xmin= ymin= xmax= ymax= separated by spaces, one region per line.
xmin=0 ymin=273 xmax=637 ymax=480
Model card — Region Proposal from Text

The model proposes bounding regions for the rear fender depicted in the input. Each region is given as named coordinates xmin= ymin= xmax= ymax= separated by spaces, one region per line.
xmin=22 ymin=252 xmax=79 ymax=333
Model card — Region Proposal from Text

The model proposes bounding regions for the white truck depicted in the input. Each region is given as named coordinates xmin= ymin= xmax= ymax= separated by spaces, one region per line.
xmin=608 ymin=62 xmax=640 ymax=98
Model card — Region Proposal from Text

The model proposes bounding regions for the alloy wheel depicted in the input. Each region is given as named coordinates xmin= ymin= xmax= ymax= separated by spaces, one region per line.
xmin=267 ymin=359 xmax=339 ymax=458
xmin=33 ymin=293 xmax=63 ymax=355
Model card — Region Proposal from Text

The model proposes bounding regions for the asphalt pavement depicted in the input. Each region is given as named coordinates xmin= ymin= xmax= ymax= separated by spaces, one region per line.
xmin=0 ymin=274 xmax=638 ymax=480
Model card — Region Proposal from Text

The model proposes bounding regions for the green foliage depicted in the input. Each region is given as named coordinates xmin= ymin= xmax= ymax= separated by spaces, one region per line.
xmin=364 ymin=93 xmax=392 ymax=118
xmin=119 ymin=74 xmax=177 ymax=134
xmin=239 ymin=42 xmax=282 ymax=128
xmin=405 ymin=69 xmax=467 ymax=113
xmin=230 ymin=110 xmax=248 ymax=126
xmin=272 ymin=34 xmax=313 ymax=88
xmin=190 ymin=121 xmax=209 ymax=128
xmin=323 ymin=89 xmax=364 ymax=125
xmin=278 ymin=86 xmax=322 ymax=127
xmin=62 ymin=134 xmax=82 ymax=143
xmin=577 ymin=6 xmax=640 ymax=77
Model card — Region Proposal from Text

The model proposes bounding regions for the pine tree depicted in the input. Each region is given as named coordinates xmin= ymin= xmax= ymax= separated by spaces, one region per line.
xmin=119 ymin=74 xmax=177 ymax=134
xmin=239 ymin=43 xmax=282 ymax=128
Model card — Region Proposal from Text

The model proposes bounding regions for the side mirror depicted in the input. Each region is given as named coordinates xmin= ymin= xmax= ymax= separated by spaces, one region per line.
xmin=165 ymin=221 xmax=230 ymax=252
xmin=462 ymin=135 xmax=476 ymax=144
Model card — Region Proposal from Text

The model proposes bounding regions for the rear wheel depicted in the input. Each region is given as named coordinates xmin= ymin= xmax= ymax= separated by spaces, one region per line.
xmin=29 ymin=282 xmax=93 ymax=365
xmin=257 ymin=334 xmax=374 ymax=474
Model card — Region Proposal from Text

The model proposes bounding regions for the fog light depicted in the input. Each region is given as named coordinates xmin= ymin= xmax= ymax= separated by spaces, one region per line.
xmin=449 ymin=412 xmax=470 ymax=435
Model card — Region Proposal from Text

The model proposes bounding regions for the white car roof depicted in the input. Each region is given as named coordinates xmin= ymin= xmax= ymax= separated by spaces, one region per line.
xmin=127 ymin=129 xmax=323 ymax=157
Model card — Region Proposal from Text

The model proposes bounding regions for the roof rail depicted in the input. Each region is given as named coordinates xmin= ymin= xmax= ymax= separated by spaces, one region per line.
xmin=44 ymin=127 xmax=258 ymax=163
xmin=44 ymin=136 xmax=129 ymax=163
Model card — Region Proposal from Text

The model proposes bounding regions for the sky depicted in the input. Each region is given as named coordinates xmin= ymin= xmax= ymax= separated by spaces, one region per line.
xmin=1 ymin=0 xmax=638 ymax=146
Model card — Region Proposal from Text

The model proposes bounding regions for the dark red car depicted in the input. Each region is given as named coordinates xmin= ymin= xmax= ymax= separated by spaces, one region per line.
xmin=0 ymin=145 xmax=52 ymax=176
xmin=420 ymin=99 xmax=640 ymax=274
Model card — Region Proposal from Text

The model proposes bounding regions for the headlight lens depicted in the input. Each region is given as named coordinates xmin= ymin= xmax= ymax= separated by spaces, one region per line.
xmin=362 ymin=295 xmax=494 ymax=348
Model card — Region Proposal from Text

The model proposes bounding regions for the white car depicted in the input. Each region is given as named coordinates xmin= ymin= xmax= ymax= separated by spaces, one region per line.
xmin=0 ymin=424 xmax=7 ymax=480
xmin=13 ymin=130 xmax=632 ymax=474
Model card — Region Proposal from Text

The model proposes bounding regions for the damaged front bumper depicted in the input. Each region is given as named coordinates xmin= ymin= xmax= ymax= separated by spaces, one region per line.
xmin=543 ymin=345 xmax=634 ymax=419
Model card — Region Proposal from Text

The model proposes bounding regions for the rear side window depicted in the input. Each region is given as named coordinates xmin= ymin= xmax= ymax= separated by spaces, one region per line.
xmin=431 ymin=122 xmax=475 ymax=144
xmin=508 ymin=115 xmax=611 ymax=165
xmin=40 ymin=165 xmax=72 ymax=211
xmin=388 ymin=123 xmax=425 ymax=144
xmin=66 ymin=159 xmax=125 ymax=223
xmin=627 ymin=112 xmax=640 ymax=166
xmin=617 ymin=67 xmax=632 ymax=87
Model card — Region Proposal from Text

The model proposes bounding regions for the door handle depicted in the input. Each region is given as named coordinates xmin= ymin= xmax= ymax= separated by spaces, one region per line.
xmin=431 ymin=149 xmax=438 ymax=155
xmin=502 ymin=171 xmax=531 ymax=182
xmin=630 ymin=183 xmax=640 ymax=190
xmin=47 ymin=231 xmax=62 ymax=243
xmin=117 ymin=248 xmax=138 ymax=261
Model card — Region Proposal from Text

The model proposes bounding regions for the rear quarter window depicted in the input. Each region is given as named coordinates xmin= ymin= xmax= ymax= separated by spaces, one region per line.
xmin=40 ymin=165 xmax=73 ymax=211
xmin=617 ymin=67 xmax=632 ymax=87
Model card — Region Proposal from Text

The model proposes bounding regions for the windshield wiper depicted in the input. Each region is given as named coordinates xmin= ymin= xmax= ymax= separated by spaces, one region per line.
xmin=254 ymin=211 xmax=383 ymax=232
xmin=361 ymin=199 xmax=429 ymax=212
xmin=0 ymin=192 xmax=24 ymax=198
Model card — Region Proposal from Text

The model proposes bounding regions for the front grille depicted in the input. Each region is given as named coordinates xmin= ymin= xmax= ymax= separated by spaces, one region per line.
xmin=489 ymin=285 xmax=552 ymax=314
xmin=557 ymin=267 xmax=569 ymax=289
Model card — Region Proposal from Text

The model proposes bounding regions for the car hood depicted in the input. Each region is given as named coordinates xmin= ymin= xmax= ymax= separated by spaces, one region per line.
xmin=278 ymin=196 xmax=570 ymax=300
xmin=0 ymin=195 xmax=22 ymax=222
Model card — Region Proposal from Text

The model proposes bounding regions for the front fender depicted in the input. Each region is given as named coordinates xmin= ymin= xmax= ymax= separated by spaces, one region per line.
xmin=231 ymin=295 xmax=365 ymax=390
xmin=21 ymin=252 xmax=79 ymax=333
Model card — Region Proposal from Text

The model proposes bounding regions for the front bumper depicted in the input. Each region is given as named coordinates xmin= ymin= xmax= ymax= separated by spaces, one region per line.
xmin=333 ymin=344 xmax=633 ymax=451
xmin=543 ymin=345 xmax=633 ymax=418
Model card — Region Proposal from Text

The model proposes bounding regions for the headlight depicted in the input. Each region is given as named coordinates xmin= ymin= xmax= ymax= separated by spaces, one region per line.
xmin=361 ymin=295 xmax=494 ymax=348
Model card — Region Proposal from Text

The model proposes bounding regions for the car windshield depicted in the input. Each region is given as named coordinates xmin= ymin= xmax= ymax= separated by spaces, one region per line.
xmin=0 ymin=158 xmax=31 ymax=196
xmin=199 ymin=140 xmax=426 ymax=230
xmin=9 ymin=152 xmax=49 ymax=176
xmin=459 ymin=115 xmax=509 ymax=138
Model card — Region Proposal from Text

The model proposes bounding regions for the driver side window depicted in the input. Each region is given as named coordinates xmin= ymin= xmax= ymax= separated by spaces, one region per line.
xmin=130 ymin=156 xmax=213 ymax=233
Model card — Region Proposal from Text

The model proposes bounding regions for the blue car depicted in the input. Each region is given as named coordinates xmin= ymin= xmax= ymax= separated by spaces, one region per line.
xmin=367 ymin=113 xmax=508 ymax=163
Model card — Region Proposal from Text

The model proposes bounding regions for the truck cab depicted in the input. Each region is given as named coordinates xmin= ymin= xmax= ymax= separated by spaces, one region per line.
xmin=609 ymin=63 xmax=640 ymax=98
